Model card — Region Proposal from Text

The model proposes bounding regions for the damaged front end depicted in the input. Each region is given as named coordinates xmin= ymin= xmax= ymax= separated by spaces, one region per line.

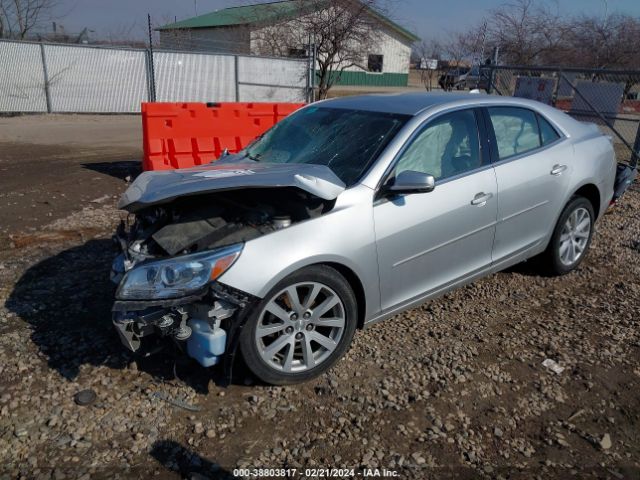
xmin=110 ymin=161 xmax=343 ymax=369
xmin=112 ymin=281 xmax=252 ymax=368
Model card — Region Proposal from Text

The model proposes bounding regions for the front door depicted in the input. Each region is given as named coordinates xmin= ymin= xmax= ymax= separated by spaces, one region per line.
xmin=373 ymin=108 xmax=498 ymax=311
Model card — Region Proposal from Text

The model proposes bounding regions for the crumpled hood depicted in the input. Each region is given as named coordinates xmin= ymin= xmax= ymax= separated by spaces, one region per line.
xmin=119 ymin=160 xmax=346 ymax=212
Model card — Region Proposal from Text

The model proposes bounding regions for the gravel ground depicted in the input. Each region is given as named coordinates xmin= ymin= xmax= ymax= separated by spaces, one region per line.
xmin=0 ymin=121 xmax=639 ymax=479
xmin=1 ymin=190 xmax=638 ymax=480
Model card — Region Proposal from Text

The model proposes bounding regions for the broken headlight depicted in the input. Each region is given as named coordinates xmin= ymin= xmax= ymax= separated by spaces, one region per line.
xmin=116 ymin=244 xmax=242 ymax=300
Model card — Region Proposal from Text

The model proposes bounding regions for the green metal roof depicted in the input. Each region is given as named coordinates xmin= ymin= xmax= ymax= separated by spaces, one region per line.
xmin=157 ymin=0 xmax=419 ymax=43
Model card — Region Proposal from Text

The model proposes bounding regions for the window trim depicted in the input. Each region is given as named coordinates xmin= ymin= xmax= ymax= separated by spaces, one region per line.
xmin=375 ymin=107 xmax=489 ymax=198
xmin=481 ymin=106 xmax=566 ymax=166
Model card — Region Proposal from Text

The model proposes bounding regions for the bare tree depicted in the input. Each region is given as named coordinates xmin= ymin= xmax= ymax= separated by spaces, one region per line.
xmin=564 ymin=13 xmax=640 ymax=69
xmin=441 ymin=30 xmax=477 ymax=68
xmin=252 ymin=0 xmax=398 ymax=99
xmin=483 ymin=0 xmax=567 ymax=65
xmin=0 ymin=0 xmax=59 ymax=39
xmin=414 ymin=38 xmax=442 ymax=91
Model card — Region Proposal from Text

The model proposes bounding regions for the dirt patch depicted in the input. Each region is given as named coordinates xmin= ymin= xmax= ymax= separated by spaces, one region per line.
xmin=0 ymin=142 xmax=138 ymax=237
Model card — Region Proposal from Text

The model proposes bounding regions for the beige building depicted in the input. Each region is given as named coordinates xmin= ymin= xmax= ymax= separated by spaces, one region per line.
xmin=158 ymin=0 xmax=419 ymax=87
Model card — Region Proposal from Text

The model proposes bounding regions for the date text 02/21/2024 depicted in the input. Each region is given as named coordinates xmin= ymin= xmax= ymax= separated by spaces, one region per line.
xmin=232 ymin=468 xmax=400 ymax=477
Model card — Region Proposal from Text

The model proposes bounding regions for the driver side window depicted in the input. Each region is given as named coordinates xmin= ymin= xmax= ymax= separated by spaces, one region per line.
xmin=394 ymin=109 xmax=481 ymax=181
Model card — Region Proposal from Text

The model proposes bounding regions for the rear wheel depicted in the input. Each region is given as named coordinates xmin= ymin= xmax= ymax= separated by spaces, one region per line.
xmin=240 ymin=265 xmax=357 ymax=385
xmin=541 ymin=196 xmax=594 ymax=275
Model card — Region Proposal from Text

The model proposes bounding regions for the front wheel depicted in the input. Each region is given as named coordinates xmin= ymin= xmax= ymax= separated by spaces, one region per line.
xmin=541 ymin=196 xmax=595 ymax=275
xmin=240 ymin=265 xmax=357 ymax=385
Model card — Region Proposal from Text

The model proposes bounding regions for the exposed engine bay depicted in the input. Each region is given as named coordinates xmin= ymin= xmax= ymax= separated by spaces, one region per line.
xmin=110 ymin=186 xmax=334 ymax=369
xmin=114 ymin=187 xmax=332 ymax=268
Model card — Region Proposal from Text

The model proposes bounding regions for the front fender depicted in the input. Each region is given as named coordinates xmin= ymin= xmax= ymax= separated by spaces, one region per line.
xmin=217 ymin=185 xmax=381 ymax=321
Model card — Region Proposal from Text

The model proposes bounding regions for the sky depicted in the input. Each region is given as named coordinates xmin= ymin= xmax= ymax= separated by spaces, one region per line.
xmin=52 ymin=0 xmax=640 ymax=41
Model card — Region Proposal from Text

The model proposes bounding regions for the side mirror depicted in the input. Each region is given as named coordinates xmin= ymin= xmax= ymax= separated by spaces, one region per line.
xmin=385 ymin=170 xmax=435 ymax=195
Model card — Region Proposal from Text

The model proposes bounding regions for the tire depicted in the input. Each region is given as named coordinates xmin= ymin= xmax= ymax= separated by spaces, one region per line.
xmin=541 ymin=196 xmax=595 ymax=275
xmin=240 ymin=265 xmax=357 ymax=385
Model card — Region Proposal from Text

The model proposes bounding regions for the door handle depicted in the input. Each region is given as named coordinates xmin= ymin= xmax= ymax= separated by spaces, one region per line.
xmin=550 ymin=164 xmax=567 ymax=176
xmin=471 ymin=192 xmax=493 ymax=206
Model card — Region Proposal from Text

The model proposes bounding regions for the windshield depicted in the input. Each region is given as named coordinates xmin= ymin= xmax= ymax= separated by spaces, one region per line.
xmin=241 ymin=106 xmax=410 ymax=186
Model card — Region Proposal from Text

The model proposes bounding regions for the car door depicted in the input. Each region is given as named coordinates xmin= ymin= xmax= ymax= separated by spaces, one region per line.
xmin=484 ymin=107 xmax=571 ymax=267
xmin=373 ymin=108 xmax=498 ymax=312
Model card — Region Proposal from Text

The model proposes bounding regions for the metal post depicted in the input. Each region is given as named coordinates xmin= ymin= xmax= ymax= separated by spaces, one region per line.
xmin=234 ymin=55 xmax=240 ymax=102
xmin=144 ymin=50 xmax=157 ymax=102
xmin=487 ymin=46 xmax=499 ymax=95
xmin=552 ymin=68 xmax=562 ymax=107
xmin=632 ymin=123 xmax=640 ymax=168
xmin=310 ymin=38 xmax=316 ymax=103
xmin=486 ymin=66 xmax=494 ymax=95
xmin=39 ymin=43 xmax=52 ymax=113
xmin=306 ymin=34 xmax=312 ymax=103
xmin=147 ymin=14 xmax=157 ymax=102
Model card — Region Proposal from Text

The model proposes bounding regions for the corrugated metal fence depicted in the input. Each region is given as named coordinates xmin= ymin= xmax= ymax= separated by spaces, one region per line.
xmin=0 ymin=39 xmax=309 ymax=113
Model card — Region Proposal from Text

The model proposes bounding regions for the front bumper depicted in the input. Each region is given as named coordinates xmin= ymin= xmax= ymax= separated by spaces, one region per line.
xmin=111 ymin=278 xmax=257 ymax=370
xmin=112 ymin=308 xmax=168 ymax=353
xmin=110 ymin=226 xmax=258 ymax=366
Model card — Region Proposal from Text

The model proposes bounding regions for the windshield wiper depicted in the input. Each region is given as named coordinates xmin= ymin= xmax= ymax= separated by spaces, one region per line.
xmin=244 ymin=152 xmax=261 ymax=162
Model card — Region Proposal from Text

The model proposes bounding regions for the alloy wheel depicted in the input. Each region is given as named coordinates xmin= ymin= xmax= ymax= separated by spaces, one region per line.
xmin=558 ymin=207 xmax=591 ymax=266
xmin=255 ymin=282 xmax=346 ymax=373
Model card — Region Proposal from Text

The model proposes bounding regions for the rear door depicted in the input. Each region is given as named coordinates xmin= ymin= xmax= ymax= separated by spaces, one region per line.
xmin=484 ymin=107 xmax=571 ymax=267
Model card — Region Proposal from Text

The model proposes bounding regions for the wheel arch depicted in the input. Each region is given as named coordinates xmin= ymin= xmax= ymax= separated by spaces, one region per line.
xmin=543 ymin=182 xmax=601 ymax=252
xmin=320 ymin=262 xmax=367 ymax=330
xmin=573 ymin=183 xmax=601 ymax=219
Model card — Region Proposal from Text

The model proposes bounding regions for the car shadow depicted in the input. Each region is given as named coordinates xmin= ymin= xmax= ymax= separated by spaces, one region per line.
xmin=501 ymin=260 xmax=546 ymax=277
xmin=4 ymin=238 xmax=238 ymax=393
xmin=82 ymin=160 xmax=141 ymax=181
xmin=149 ymin=440 xmax=235 ymax=479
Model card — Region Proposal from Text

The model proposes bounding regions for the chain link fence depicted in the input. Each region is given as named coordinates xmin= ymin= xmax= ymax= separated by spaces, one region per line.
xmin=484 ymin=65 xmax=640 ymax=165
xmin=0 ymin=38 xmax=310 ymax=114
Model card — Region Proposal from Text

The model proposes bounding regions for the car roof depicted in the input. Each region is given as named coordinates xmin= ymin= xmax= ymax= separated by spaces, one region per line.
xmin=316 ymin=92 xmax=552 ymax=117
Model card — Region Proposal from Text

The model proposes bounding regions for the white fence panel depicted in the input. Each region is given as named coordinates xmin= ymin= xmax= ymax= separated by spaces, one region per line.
xmin=0 ymin=40 xmax=309 ymax=112
xmin=44 ymin=45 xmax=148 ymax=113
xmin=154 ymin=51 xmax=236 ymax=102
xmin=237 ymin=56 xmax=307 ymax=102
xmin=0 ymin=41 xmax=47 ymax=112
xmin=239 ymin=85 xmax=307 ymax=102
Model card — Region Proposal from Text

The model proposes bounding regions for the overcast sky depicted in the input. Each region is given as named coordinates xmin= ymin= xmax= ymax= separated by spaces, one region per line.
xmin=54 ymin=0 xmax=640 ymax=41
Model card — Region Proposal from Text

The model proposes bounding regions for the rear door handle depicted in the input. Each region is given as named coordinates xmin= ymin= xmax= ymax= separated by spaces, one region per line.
xmin=550 ymin=164 xmax=567 ymax=176
xmin=471 ymin=192 xmax=493 ymax=206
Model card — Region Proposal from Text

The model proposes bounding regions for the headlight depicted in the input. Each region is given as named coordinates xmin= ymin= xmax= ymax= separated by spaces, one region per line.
xmin=116 ymin=244 xmax=242 ymax=300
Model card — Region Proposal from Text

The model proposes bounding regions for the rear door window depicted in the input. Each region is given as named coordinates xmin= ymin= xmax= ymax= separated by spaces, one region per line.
xmin=488 ymin=107 xmax=541 ymax=160
xmin=537 ymin=114 xmax=561 ymax=145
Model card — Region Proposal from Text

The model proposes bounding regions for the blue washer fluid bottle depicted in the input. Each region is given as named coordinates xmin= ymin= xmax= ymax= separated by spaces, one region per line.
xmin=186 ymin=319 xmax=227 ymax=367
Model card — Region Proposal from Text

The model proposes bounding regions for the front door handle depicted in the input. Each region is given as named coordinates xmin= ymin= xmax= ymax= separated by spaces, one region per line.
xmin=550 ymin=164 xmax=567 ymax=176
xmin=471 ymin=192 xmax=493 ymax=206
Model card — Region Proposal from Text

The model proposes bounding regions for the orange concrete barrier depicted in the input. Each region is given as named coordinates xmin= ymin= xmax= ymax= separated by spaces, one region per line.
xmin=141 ymin=102 xmax=305 ymax=171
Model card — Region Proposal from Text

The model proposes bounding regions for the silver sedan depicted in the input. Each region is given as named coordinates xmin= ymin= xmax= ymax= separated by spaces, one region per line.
xmin=112 ymin=92 xmax=617 ymax=384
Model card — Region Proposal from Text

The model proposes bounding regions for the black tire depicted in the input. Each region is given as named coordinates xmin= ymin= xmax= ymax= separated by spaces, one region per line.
xmin=541 ymin=196 xmax=595 ymax=276
xmin=240 ymin=265 xmax=357 ymax=385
